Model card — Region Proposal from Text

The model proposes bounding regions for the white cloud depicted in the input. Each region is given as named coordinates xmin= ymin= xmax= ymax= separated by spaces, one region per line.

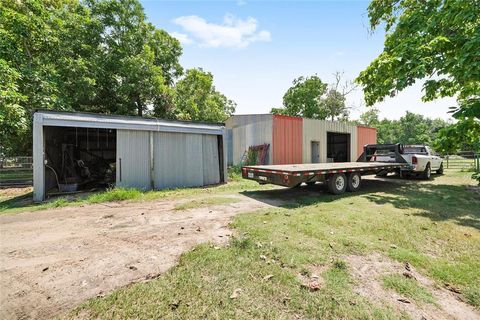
xmin=237 ymin=0 xmax=247 ymax=6
xmin=172 ymin=14 xmax=271 ymax=48
xmin=170 ymin=31 xmax=193 ymax=45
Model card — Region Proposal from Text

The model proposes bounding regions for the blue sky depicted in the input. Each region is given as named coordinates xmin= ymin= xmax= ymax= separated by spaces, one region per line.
xmin=141 ymin=0 xmax=455 ymax=120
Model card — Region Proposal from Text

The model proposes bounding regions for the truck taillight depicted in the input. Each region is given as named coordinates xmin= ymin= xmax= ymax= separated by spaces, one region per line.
xmin=412 ymin=156 xmax=417 ymax=164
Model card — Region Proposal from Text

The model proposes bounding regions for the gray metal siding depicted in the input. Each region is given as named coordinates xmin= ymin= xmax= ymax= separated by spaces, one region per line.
xmin=302 ymin=119 xmax=358 ymax=163
xmin=153 ymin=132 xmax=203 ymax=189
xmin=116 ymin=130 xmax=151 ymax=190
xmin=202 ymin=135 xmax=221 ymax=185
xmin=153 ymin=132 xmax=220 ymax=189
xmin=230 ymin=116 xmax=273 ymax=165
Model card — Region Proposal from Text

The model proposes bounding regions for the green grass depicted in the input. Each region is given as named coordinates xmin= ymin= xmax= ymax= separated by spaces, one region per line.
xmin=382 ymin=274 xmax=435 ymax=305
xmin=71 ymin=241 xmax=400 ymax=320
xmin=0 ymin=170 xmax=33 ymax=180
xmin=68 ymin=171 xmax=479 ymax=319
xmin=174 ymin=196 xmax=240 ymax=210
xmin=85 ymin=187 xmax=144 ymax=203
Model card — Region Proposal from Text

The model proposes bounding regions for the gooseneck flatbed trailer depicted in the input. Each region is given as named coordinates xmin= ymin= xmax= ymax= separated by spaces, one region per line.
xmin=242 ymin=144 xmax=410 ymax=195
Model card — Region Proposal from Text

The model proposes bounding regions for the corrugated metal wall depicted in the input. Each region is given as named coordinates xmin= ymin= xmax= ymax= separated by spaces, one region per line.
xmin=302 ymin=119 xmax=358 ymax=163
xmin=117 ymin=130 xmax=221 ymax=190
xmin=117 ymin=130 xmax=151 ymax=189
xmin=202 ymin=135 xmax=221 ymax=185
xmin=228 ymin=115 xmax=273 ymax=165
xmin=356 ymin=126 xmax=377 ymax=159
xmin=153 ymin=132 xmax=203 ymax=189
xmin=272 ymin=115 xmax=303 ymax=165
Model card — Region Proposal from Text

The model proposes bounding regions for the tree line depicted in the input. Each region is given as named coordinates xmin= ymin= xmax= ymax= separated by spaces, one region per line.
xmin=0 ymin=0 xmax=236 ymax=156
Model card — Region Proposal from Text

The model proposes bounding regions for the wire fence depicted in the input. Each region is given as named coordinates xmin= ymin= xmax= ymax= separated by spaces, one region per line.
xmin=444 ymin=151 xmax=479 ymax=171
xmin=0 ymin=156 xmax=33 ymax=187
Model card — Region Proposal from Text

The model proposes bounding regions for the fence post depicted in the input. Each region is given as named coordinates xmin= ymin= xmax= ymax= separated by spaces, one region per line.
xmin=446 ymin=154 xmax=449 ymax=169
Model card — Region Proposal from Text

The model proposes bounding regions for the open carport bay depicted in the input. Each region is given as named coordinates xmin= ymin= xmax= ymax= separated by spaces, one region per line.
xmin=33 ymin=111 xmax=227 ymax=201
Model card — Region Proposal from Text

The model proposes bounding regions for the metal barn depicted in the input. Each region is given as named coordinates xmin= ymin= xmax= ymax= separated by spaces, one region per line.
xmin=33 ymin=110 xmax=226 ymax=202
xmin=226 ymin=114 xmax=376 ymax=166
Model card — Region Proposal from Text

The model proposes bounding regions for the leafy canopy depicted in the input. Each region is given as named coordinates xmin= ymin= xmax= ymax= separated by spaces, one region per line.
xmin=0 ymin=0 xmax=235 ymax=156
xmin=173 ymin=69 xmax=236 ymax=122
xmin=357 ymin=0 xmax=480 ymax=119
xmin=271 ymin=74 xmax=351 ymax=120
xmin=357 ymin=109 xmax=448 ymax=146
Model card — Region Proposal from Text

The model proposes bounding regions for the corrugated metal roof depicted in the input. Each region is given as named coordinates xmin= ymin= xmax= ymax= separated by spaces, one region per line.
xmin=34 ymin=110 xmax=224 ymax=135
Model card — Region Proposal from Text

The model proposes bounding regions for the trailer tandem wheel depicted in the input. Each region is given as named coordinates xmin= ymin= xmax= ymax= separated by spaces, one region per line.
xmin=327 ymin=173 xmax=347 ymax=195
xmin=347 ymin=172 xmax=362 ymax=192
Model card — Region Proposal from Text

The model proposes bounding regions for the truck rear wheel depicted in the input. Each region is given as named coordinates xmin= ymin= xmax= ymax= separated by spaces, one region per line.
xmin=346 ymin=173 xmax=361 ymax=192
xmin=436 ymin=163 xmax=444 ymax=174
xmin=327 ymin=173 xmax=347 ymax=195
xmin=421 ymin=163 xmax=431 ymax=180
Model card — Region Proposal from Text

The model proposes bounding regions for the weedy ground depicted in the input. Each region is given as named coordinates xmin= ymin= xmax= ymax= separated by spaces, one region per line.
xmin=58 ymin=170 xmax=480 ymax=319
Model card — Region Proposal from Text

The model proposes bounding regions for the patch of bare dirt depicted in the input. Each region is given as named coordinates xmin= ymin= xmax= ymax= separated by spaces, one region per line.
xmin=297 ymin=264 xmax=329 ymax=292
xmin=344 ymin=253 xmax=479 ymax=320
xmin=0 ymin=194 xmax=271 ymax=320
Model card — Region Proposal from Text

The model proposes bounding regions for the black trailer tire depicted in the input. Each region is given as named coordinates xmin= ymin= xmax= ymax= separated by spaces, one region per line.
xmin=421 ymin=163 xmax=431 ymax=180
xmin=346 ymin=173 xmax=362 ymax=192
xmin=327 ymin=173 xmax=347 ymax=195
xmin=436 ymin=163 xmax=444 ymax=174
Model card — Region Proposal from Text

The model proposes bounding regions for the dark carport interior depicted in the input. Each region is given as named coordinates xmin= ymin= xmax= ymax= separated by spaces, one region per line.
xmin=43 ymin=126 xmax=117 ymax=196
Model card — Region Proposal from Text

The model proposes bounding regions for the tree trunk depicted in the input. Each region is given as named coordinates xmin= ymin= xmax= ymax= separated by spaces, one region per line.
xmin=136 ymin=96 xmax=143 ymax=117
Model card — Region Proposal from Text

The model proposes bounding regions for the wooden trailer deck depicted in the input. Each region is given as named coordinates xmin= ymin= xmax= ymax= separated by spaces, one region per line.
xmin=243 ymin=162 xmax=406 ymax=174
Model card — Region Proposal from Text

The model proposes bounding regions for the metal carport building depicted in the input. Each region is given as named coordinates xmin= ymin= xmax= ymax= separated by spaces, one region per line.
xmin=33 ymin=110 xmax=226 ymax=202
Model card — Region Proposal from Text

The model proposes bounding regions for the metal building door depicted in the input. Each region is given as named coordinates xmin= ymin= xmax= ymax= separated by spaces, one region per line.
xmin=116 ymin=130 xmax=151 ymax=190
xmin=311 ymin=141 xmax=320 ymax=163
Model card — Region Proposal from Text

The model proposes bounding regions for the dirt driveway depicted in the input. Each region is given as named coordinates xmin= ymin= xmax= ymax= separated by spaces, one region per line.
xmin=0 ymin=194 xmax=270 ymax=319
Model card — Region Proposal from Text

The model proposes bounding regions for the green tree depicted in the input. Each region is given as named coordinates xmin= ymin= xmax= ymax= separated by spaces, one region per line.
xmin=0 ymin=61 xmax=28 ymax=156
xmin=357 ymin=0 xmax=479 ymax=120
xmin=273 ymin=73 xmax=355 ymax=120
xmin=434 ymin=119 xmax=480 ymax=154
xmin=357 ymin=110 xmax=448 ymax=145
xmin=358 ymin=107 xmax=380 ymax=127
xmin=357 ymin=0 xmax=479 ymax=183
xmin=272 ymin=75 xmax=328 ymax=119
xmin=172 ymin=69 xmax=236 ymax=122
xmin=85 ymin=0 xmax=183 ymax=117
xmin=0 ymin=0 xmax=189 ymax=155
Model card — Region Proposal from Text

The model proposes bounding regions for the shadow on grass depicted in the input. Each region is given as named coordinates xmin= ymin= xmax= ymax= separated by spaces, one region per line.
xmin=364 ymin=182 xmax=480 ymax=230
xmin=0 ymin=192 xmax=35 ymax=211
xmin=241 ymin=176 xmax=480 ymax=230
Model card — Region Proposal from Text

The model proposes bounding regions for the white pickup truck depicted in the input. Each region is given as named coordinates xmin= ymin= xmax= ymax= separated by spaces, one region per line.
xmin=400 ymin=145 xmax=444 ymax=179
xmin=372 ymin=144 xmax=444 ymax=179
